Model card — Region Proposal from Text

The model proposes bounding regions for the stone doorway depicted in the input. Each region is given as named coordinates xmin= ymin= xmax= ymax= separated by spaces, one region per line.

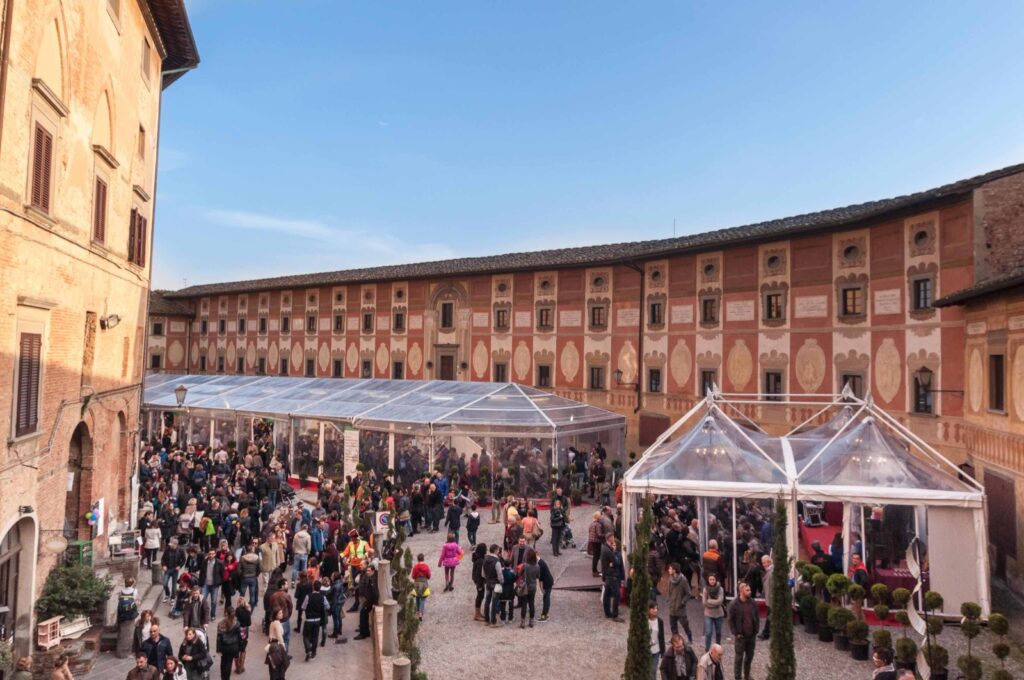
xmin=66 ymin=422 xmax=92 ymax=540
xmin=438 ymin=354 xmax=455 ymax=380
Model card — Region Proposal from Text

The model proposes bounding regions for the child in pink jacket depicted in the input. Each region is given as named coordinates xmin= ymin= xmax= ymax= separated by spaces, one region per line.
xmin=438 ymin=532 xmax=464 ymax=592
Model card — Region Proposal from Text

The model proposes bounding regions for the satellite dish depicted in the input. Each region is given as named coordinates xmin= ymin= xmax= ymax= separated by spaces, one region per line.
xmin=43 ymin=535 xmax=69 ymax=554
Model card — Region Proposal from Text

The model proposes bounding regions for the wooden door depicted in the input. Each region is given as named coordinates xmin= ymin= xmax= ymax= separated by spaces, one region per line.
xmin=985 ymin=470 xmax=1017 ymax=579
xmin=439 ymin=355 xmax=455 ymax=380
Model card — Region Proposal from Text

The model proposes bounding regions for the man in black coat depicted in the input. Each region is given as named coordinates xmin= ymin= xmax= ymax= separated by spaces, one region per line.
xmin=354 ymin=565 xmax=379 ymax=640
xmin=301 ymin=581 xmax=328 ymax=660
xmin=599 ymin=534 xmax=625 ymax=621
xmin=139 ymin=623 xmax=173 ymax=672
xmin=537 ymin=549 xmax=555 ymax=621
xmin=197 ymin=549 xmax=225 ymax=618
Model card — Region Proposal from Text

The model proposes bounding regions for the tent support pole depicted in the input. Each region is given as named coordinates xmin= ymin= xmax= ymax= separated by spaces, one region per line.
xmin=732 ymin=498 xmax=738 ymax=596
xmin=977 ymin=503 xmax=993 ymax=616
xmin=842 ymin=502 xmax=851 ymax=575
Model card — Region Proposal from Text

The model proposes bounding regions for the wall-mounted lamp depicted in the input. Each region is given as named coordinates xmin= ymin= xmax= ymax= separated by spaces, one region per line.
xmin=914 ymin=367 xmax=963 ymax=395
xmin=99 ymin=314 xmax=121 ymax=330
xmin=613 ymin=369 xmax=638 ymax=388
xmin=18 ymin=505 xmax=33 ymax=515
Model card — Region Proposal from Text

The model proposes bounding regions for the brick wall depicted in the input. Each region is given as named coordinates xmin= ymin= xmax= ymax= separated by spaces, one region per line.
xmin=975 ymin=173 xmax=1024 ymax=280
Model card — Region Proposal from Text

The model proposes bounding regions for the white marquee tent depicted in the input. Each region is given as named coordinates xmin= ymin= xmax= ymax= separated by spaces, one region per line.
xmin=622 ymin=387 xmax=990 ymax=617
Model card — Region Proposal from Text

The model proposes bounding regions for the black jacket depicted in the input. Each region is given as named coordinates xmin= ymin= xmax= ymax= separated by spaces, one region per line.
xmin=659 ymin=646 xmax=697 ymax=680
xmin=140 ymin=634 xmax=173 ymax=671
xmin=483 ymin=554 xmax=501 ymax=587
xmin=538 ymin=559 xmax=555 ymax=590
xmin=197 ymin=556 xmax=225 ymax=587
xmin=600 ymin=543 xmax=625 ymax=582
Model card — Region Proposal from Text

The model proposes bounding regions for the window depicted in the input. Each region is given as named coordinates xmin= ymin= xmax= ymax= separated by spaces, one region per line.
xmin=257 ymin=357 xmax=266 ymax=375
xmin=990 ymin=354 xmax=1006 ymax=412
xmin=440 ymin=302 xmax=455 ymax=329
xmin=494 ymin=309 xmax=508 ymax=331
xmin=494 ymin=363 xmax=508 ymax=383
xmin=841 ymin=373 xmax=864 ymax=399
xmin=912 ymin=278 xmax=933 ymax=311
xmin=764 ymin=293 xmax=784 ymax=321
xmin=393 ymin=361 xmax=404 ymax=380
xmin=589 ymin=366 xmax=605 ymax=390
xmin=913 ymin=369 xmax=933 ymax=414
xmin=305 ymin=358 xmax=315 ymax=377
xmin=15 ymin=332 xmax=41 ymax=437
xmin=590 ymin=305 xmax=607 ymax=329
xmin=840 ymin=286 xmax=864 ymax=316
xmin=217 ymin=319 xmax=226 ymax=334
xmin=237 ymin=357 xmax=245 ymax=373
xmin=151 ymin=321 xmax=164 ymax=336
xmin=649 ymin=302 xmax=664 ymax=326
xmin=149 ymin=353 xmax=161 ymax=370
xmin=200 ymin=319 xmax=208 ymax=335
xmin=333 ymin=359 xmax=343 ymax=378
xmin=648 ymin=368 xmax=662 ymax=394
xmin=334 ymin=314 xmax=344 ymax=333
xmin=258 ymin=317 xmax=267 ymax=334
xmin=537 ymin=365 xmax=552 ymax=388
xmin=92 ymin=177 xmax=107 ymax=242
xmin=280 ymin=358 xmax=288 ymax=376
xmin=30 ymin=123 xmax=53 ymax=213
xmin=362 ymin=313 xmax=373 ymax=333
xmin=238 ymin=318 xmax=247 ymax=334
xmin=127 ymin=209 xmax=148 ymax=266
xmin=361 ymin=360 xmax=372 ymax=379
xmin=701 ymin=298 xmax=718 ymax=324
xmin=701 ymin=369 xmax=717 ymax=396
xmin=537 ymin=307 xmax=553 ymax=330
xmin=199 ymin=355 xmax=207 ymax=372
xmin=306 ymin=315 xmax=317 ymax=333
xmin=141 ymin=38 xmax=151 ymax=80
xmin=393 ymin=312 xmax=405 ymax=332
xmin=138 ymin=125 xmax=146 ymax=158
xmin=281 ymin=316 xmax=290 ymax=333
xmin=217 ymin=356 xmax=225 ymax=373
xmin=764 ymin=371 xmax=783 ymax=401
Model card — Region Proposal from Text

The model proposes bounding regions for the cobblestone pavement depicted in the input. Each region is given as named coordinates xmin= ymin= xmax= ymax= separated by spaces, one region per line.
xmin=408 ymin=504 xmax=1024 ymax=680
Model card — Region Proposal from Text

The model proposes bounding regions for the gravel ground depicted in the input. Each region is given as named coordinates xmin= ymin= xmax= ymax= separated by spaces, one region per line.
xmin=407 ymin=506 xmax=1024 ymax=680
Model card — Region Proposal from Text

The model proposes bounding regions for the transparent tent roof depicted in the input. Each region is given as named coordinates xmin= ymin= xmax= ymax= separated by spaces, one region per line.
xmin=625 ymin=395 xmax=982 ymax=503
xmin=143 ymin=374 xmax=625 ymax=437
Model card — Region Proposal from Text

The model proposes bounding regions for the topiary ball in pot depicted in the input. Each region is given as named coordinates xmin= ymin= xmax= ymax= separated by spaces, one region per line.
xmin=895 ymin=637 xmax=917 ymax=671
xmin=815 ymin=602 xmax=834 ymax=642
xmin=871 ymin=629 xmax=892 ymax=652
xmin=846 ymin=619 xmax=870 ymax=660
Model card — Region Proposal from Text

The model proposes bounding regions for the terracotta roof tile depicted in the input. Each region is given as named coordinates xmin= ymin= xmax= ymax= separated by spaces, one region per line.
xmin=166 ymin=162 xmax=1024 ymax=299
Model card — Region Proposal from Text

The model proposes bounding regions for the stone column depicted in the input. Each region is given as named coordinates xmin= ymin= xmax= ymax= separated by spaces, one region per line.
xmin=377 ymin=561 xmax=391 ymax=600
xmin=393 ymin=657 xmax=411 ymax=680
xmin=381 ymin=598 xmax=398 ymax=656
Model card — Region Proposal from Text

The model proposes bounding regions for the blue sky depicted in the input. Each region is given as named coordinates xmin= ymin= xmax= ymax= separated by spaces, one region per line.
xmin=153 ymin=1 xmax=1024 ymax=289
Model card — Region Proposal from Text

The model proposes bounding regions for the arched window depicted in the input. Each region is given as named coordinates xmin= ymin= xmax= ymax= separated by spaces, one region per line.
xmin=0 ymin=522 xmax=22 ymax=642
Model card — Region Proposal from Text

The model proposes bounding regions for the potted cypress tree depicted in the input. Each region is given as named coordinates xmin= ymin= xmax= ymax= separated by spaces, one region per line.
xmin=922 ymin=591 xmax=948 ymax=680
xmin=816 ymin=601 xmax=833 ymax=642
xmin=799 ymin=593 xmax=818 ymax=634
xmin=955 ymin=601 xmax=982 ymax=680
xmin=847 ymin=583 xmax=866 ymax=621
xmin=989 ymin=612 xmax=1012 ymax=680
xmin=828 ymin=606 xmax=855 ymax=651
xmin=765 ymin=498 xmax=796 ymax=680
xmin=871 ymin=628 xmax=892 ymax=654
xmin=846 ymin=619 xmax=870 ymax=660
xmin=894 ymin=637 xmax=917 ymax=672
xmin=623 ymin=496 xmax=654 ymax=680
xmin=825 ymin=573 xmax=850 ymax=605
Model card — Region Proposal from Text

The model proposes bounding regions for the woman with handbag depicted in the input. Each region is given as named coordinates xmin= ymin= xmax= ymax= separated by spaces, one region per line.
xmin=437 ymin=532 xmax=464 ymax=592
xmin=215 ymin=609 xmax=241 ymax=680
xmin=265 ymin=635 xmax=289 ymax=680
xmin=177 ymin=627 xmax=210 ymax=680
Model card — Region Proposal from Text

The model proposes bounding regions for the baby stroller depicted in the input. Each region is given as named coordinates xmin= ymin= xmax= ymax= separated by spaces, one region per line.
xmin=561 ymin=524 xmax=576 ymax=550
xmin=278 ymin=483 xmax=297 ymax=507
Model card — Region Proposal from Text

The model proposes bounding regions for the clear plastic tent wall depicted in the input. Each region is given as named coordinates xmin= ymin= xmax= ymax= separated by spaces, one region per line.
xmin=622 ymin=389 xmax=991 ymax=616
xmin=142 ymin=373 xmax=625 ymax=490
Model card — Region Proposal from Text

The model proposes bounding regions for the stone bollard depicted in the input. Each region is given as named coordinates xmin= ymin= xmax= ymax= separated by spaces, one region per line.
xmin=377 ymin=561 xmax=392 ymax=599
xmin=116 ymin=619 xmax=135 ymax=659
xmin=381 ymin=598 xmax=398 ymax=656
xmin=151 ymin=561 xmax=163 ymax=589
xmin=392 ymin=656 xmax=411 ymax=680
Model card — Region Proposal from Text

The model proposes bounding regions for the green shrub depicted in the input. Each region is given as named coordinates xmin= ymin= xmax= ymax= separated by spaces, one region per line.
xmin=891 ymin=587 xmax=911 ymax=609
xmin=895 ymin=637 xmax=917 ymax=663
xmin=991 ymin=671 xmax=1014 ymax=680
xmin=870 ymin=583 xmax=889 ymax=605
xmin=871 ymin=629 xmax=892 ymax=651
xmin=923 ymin=643 xmax=948 ymax=673
xmin=956 ymin=655 xmax=982 ymax=680
xmin=847 ymin=584 xmax=865 ymax=602
xmin=35 ymin=564 xmax=113 ymax=620
xmin=990 ymin=611 xmax=1011 ymax=673
xmin=923 ymin=590 xmax=944 ymax=612
xmin=827 ymin=606 xmax=855 ymax=633
xmin=826 ymin=573 xmax=850 ymax=600
xmin=794 ymin=560 xmax=808 ymax=572
xmin=798 ymin=593 xmax=817 ymax=623
xmin=811 ymin=572 xmax=828 ymax=593
xmin=872 ymin=605 xmax=890 ymax=623
xmin=815 ymin=601 xmax=832 ymax=626
xmin=845 ymin=619 xmax=868 ymax=643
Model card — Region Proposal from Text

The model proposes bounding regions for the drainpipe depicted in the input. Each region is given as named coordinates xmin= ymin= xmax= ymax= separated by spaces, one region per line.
xmin=0 ymin=0 xmax=15 ymax=155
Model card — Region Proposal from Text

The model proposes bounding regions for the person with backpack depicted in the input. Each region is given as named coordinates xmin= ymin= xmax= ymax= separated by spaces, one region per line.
xmin=117 ymin=578 xmax=140 ymax=659
xmin=215 ymin=608 xmax=241 ymax=680
xmin=411 ymin=553 xmax=432 ymax=619
xmin=300 ymin=581 xmax=328 ymax=661
xmin=516 ymin=549 xmax=540 ymax=628
xmin=496 ymin=561 xmax=517 ymax=625
xmin=264 ymin=634 xmax=289 ymax=680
